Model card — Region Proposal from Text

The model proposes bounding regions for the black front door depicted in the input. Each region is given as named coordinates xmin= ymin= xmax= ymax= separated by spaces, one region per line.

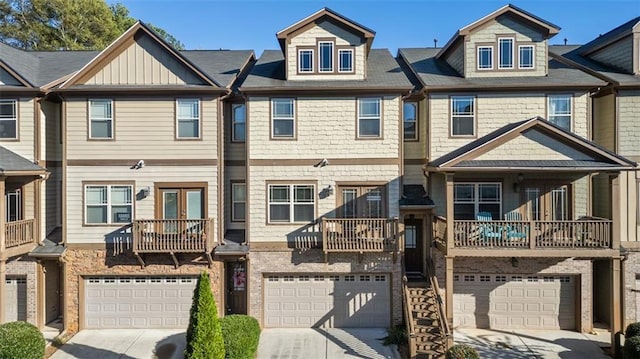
xmin=404 ymin=217 xmax=423 ymax=273
xmin=226 ymin=261 xmax=247 ymax=314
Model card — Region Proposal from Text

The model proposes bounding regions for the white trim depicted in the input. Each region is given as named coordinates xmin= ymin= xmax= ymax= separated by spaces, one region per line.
xmin=357 ymin=97 xmax=382 ymax=138
xmin=298 ymin=48 xmax=314 ymax=73
xmin=498 ymin=37 xmax=515 ymax=69
xmin=176 ymin=98 xmax=201 ymax=139
xmin=318 ymin=41 xmax=334 ymax=73
xmin=231 ymin=182 xmax=246 ymax=222
xmin=518 ymin=44 xmax=535 ymax=69
xmin=84 ymin=184 xmax=133 ymax=225
xmin=450 ymin=96 xmax=475 ymax=137
xmin=547 ymin=94 xmax=572 ymax=131
xmin=0 ymin=99 xmax=18 ymax=139
xmin=271 ymin=98 xmax=295 ymax=138
xmin=232 ymin=103 xmax=246 ymax=142
xmin=477 ymin=46 xmax=494 ymax=70
xmin=338 ymin=49 xmax=354 ymax=73
xmin=268 ymin=184 xmax=315 ymax=223
xmin=88 ymin=99 xmax=114 ymax=139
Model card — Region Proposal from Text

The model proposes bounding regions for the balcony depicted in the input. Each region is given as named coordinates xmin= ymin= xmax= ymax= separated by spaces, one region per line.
xmin=433 ymin=216 xmax=614 ymax=257
xmin=2 ymin=219 xmax=37 ymax=259
xmin=322 ymin=218 xmax=399 ymax=254
xmin=132 ymin=218 xmax=215 ymax=267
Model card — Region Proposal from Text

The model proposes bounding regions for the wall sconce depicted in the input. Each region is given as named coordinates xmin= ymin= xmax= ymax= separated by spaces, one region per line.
xmin=318 ymin=185 xmax=334 ymax=199
xmin=326 ymin=185 xmax=334 ymax=196
xmin=513 ymin=173 xmax=524 ymax=193
xmin=511 ymin=257 xmax=519 ymax=268
xmin=137 ymin=187 xmax=150 ymax=200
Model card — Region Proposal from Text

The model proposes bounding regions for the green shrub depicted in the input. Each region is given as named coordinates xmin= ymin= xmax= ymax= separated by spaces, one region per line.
xmin=627 ymin=322 xmax=640 ymax=339
xmin=382 ymin=325 xmax=407 ymax=346
xmin=446 ymin=343 xmax=480 ymax=359
xmin=625 ymin=336 xmax=640 ymax=358
xmin=185 ymin=271 xmax=225 ymax=359
xmin=220 ymin=315 xmax=261 ymax=359
xmin=0 ymin=321 xmax=45 ymax=359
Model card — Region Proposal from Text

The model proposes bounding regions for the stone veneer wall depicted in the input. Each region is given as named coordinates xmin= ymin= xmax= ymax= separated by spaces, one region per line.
xmin=623 ymin=252 xmax=640 ymax=327
xmin=249 ymin=249 xmax=402 ymax=327
xmin=432 ymin=250 xmax=593 ymax=332
xmin=6 ymin=257 xmax=38 ymax=325
xmin=63 ymin=249 xmax=222 ymax=333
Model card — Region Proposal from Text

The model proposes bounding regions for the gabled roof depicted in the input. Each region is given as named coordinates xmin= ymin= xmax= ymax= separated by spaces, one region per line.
xmin=577 ymin=16 xmax=640 ymax=56
xmin=427 ymin=117 xmax=636 ymax=172
xmin=59 ymin=21 xmax=222 ymax=89
xmin=276 ymin=8 xmax=376 ymax=56
xmin=0 ymin=42 xmax=38 ymax=87
xmin=437 ymin=4 xmax=560 ymax=59
xmin=181 ymin=50 xmax=255 ymax=89
xmin=0 ymin=146 xmax=47 ymax=175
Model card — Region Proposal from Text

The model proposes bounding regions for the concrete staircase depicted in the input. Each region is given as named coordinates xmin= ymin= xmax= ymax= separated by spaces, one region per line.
xmin=404 ymin=277 xmax=449 ymax=358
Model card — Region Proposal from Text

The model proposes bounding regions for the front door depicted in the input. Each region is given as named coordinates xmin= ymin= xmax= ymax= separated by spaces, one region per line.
xmin=523 ymin=184 xmax=570 ymax=220
xmin=404 ymin=217 xmax=423 ymax=273
xmin=226 ymin=261 xmax=247 ymax=314
xmin=158 ymin=187 xmax=205 ymax=233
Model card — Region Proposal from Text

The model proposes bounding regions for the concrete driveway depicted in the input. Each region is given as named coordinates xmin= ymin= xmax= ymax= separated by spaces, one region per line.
xmin=257 ymin=328 xmax=400 ymax=359
xmin=50 ymin=329 xmax=185 ymax=359
xmin=454 ymin=328 xmax=611 ymax=358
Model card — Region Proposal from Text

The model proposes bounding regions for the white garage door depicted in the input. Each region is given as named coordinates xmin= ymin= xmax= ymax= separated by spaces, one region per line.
xmin=264 ymin=273 xmax=390 ymax=328
xmin=4 ymin=277 xmax=27 ymax=322
xmin=84 ymin=276 xmax=197 ymax=329
xmin=454 ymin=274 xmax=575 ymax=330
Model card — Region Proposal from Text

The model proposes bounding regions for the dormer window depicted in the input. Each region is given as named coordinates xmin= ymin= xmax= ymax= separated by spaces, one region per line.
xmin=298 ymin=49 xmax=314 ymax=73
xmin=338 ymin=49 xmax=353 ymax=72
xmin=319 ymin=41 xmax=334 ymax=72
xmin=519 ymin=45 xmax=534 ymax=69
xmin=498 ymin=37 xmax=514 ymax=69
xmin=477 ymin=46 xmax=494 ymax=70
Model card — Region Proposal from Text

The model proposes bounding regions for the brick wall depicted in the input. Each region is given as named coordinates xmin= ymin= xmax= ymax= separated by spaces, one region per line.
xmin=6 ymin=257 xmax=38 ymax=325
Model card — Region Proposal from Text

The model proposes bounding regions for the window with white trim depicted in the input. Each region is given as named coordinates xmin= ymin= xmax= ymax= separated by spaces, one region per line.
xmin=318 ymin=41 xmax=334 ymax=72
xmin=89 ymin=99 xmax=113 ymax=139
xmin=451 ymin=96 xmax=475 ymax=136
xmin=271 ymin=98 xmax=295 ymax=138
xmin=176 ymin=99 xmax=200 ymax=138
xmin=453 ymin=183 xmax=501 ymax=220
xmin=548 ymin=95 xmax=572 ymax=130
xmin=498 ymin=37 xmax=514 ymax=69
xmin=0 ymin=99 xmax=17 ymax=139
xmin=477 ymin=46 xmax=493 ymax=70
xmin=232 ymin=182 xmax=246 ymax=222
xmin=403 ymin=102 xmax=417 ymax=140
xmin=298 ymin=49 xmax=314 ymax=73
xmin=338 ymin=49 xmax=353 ymax=72
xmin=268 ymin=184 xmax=314 ymax=223
xmin=358 ymin=98 xmax=381 ymax=138
xmin=232 ymin=103 xmax=246 ymax=142
xmin=519 ymin=45 xmax=534 ymax=69
xmin=5 ymin=189 xmax=21 ymax=222
xmin=85 ymin=184 xmax=133 ymax=224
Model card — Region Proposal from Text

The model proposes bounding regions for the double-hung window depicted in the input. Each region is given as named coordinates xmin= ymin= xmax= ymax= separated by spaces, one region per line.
xmin=451 ymin=96 xmax=475 ymax=136
xmin=519 ymin=45 xmax=534 ymax=69
xmin=176 ymin=99 xmax=200 ymax=139
xmin=454 ymin=183 xmax=501 ymax=220
xmin=271 ymin=98 xmax=295 ymax=138
xmin=403 ymin=102 xmax=417 ymax=140
xmin=89 ymin=99 xmax=113 ymax=139
xmin=268 ymin=184 xmax=315 ymax=223
xmin=0 ymin=99 xmax=17 ymax=139
xmin=318 ymin=41 xmax=334 ymax=72
xmin=338 ymin=49 xmax=353 ymax=72
xmin=477 ymin=46 xmax=493 ymax=70
xmin=358 ymin=98 xmax=381 ymax=138
xmin=548 ymin=95 xmax=572 ymax=130
xmin=232 ymin=104 xmax=246 ymax=142
xmin=232 ymin=182 xmax=246 ymax=221
xmin=298 ymin=49 xmax=314 ymax=73
xmin=498 ymin=37 xmax=514 ymax=69
xmin=85 ymin=184 xmax=133 ymax=224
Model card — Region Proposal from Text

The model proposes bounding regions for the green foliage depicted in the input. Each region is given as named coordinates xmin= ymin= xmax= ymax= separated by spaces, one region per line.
xmin=220 ymin=315 xmax=261 ymax=359
xmin=446 ymin=344 xmax=480 ymax=359
xmin=0 ymin=321 xmax=45 ymax=359
xmin=185 ymin=271 xmax=225 ymax=359
xmin=382 ymin=325 xmax=407 ymax=346
xmin=625 ymin=336 xmax=640 ymax=358
xmin=627 ymin=322 xmax=640 ymax=339
xmin=0 ymin=0 xmax=184 ymax=50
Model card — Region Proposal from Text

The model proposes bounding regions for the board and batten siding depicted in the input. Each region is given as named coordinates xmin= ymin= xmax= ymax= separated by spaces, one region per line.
xmin=286 ymin=21 xmax=366 ymax=81
xmin=0 ymin=97 xmax=35 ymax=160
xmin=65 ymin=166 xmax=218 ymax=245
xmin=65 ymin=97 xmax=218 ymax=159
xmin=247 ymin=96 xmax=400 ymax=160
xmin=429 ymin=92 xmax=588 ymax=160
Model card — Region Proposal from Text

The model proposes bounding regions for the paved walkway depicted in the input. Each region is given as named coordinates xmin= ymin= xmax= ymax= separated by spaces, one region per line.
xmin=454 ymin=328 xmax=611 ymax=359
xmin=257 ymin=328 xmax=400 ymax=359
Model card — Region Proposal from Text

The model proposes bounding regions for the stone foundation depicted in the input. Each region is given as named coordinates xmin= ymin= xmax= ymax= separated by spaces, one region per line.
xmin=623 ymin=252 xmax=640 ymax=328
xmin=6 ymin=256 xmax=38 ymax=325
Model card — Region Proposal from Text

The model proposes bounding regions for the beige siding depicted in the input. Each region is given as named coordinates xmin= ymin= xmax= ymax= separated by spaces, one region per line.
xmin=65 ymin=97 xmax=218 ymax=159
xmin=42 ymin=101 xmax=62 ymax=161
xmin=248 ymin=164 xmax=400 ymax=243
xmin=65 ymin=165 xmax=218 ymax=245
xmin=0 ymin=68 xmax=22 ymax=86
xmin=465 ymin=17 xmax=547 ymax=78
xmin=404 ymin=165 xmax=425 ymax=186
xmin=286 ymin=20 xmax=366 ymax=81
xmin=22 ymin=182 xmax=35 ymax=220
xmin=589 ymin=37 xmax=634 ymax=74
xmin=0 ymin=98 xmax=35 ymax=160
xmin=618 ymin=90 xmax=640 ymax=157
xmin=248 ymin=96 xmax=400 ymax=159
xmin=620 ymin=170 xmax=639 ymax=243
xmin=85 ymin=34 xmax=204 ymax=86
xmin=593 ymin=94 xmax=615 ymax=151
xmin=403 ymin=99 xmax=426 ymax=160
xmin=429 ymin=92 xmax=589 ymax=160
xmin=574 ymin=176 xmax=588 ymax=218
xmin=443 ymin=41 xmax=464 ymax=75
xmin=224 ymin=166 xmax=246 ymax=231
xmin=43 ymin=167 xmax=61 ymax=236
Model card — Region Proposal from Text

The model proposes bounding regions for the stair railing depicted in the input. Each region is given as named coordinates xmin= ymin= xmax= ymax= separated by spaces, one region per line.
xmin=402 ymin=275 xmax=417 ymax=358
xmin=426 ymin=264 xmax=453 ymax=350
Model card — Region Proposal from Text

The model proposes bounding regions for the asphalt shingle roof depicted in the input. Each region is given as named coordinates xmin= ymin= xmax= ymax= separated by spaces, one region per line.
xmin=0 ymin=146 xmax=46 ymax=172
xmin=180 ymin=50 xmax=254 ymax=88
xmin=240 ymin=49 xmax=413 ymax=90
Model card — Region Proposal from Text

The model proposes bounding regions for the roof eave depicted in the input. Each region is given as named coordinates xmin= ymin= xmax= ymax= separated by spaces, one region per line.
xmin=427 ymin=166 xmax=634 ymax=172
xmin=238 ymin=85 xmax=413 ymax=95
xmin=423 ymin=82 xmax=606 ymax=92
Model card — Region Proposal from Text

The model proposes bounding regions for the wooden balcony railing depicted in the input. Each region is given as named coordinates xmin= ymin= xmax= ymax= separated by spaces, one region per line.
xmin=132 ymin=218 xmax=215 ymax=254
xmin=4 ymin=219 xmax=36 ymax=249
xmin=322 ymin=217 xmax=399 ymax=253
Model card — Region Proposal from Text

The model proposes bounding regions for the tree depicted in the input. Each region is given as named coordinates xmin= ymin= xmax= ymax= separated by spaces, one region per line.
xmin=0 ymin=0 xmax=184 ymax=50
xmin=185 ymin=271 xmax=225 ymax=359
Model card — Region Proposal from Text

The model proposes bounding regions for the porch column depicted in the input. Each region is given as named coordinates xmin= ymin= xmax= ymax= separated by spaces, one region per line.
xmin=0 ymin=178 xmax=6 ymax=323
xmin=611 ymin=257 xmax=622 ymax=357
xmin=445 ymin=255 xmax=454 ymax=328
xmin=445 ymin=174 xmax=454 ymax=252
xmin=610 ymin=174 xmax=622 ymax=250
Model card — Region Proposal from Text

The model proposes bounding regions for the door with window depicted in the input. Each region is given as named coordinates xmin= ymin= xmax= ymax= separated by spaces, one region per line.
xmin=157 ymin=186 xmax=205 ymax=235
xmin=5 ymin=189 xmax=21 ymax=222
xmin=522 ymin=183 xmax=570 ymax=221
xmin=404 ymin=217 xmax=423 ymax=273
xmin=338 ymin=185 xmax=386 ymax=218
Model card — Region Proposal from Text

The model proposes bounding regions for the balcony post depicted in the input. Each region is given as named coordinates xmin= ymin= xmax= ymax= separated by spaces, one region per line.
xmin=610 ymin=174 xmax=622 ymax=250
xmin=445 ymin=173 xmax=454 ymax=251
xmin=445 ymin=255 xmax=454 ymax=329
xmin=611 ymin=257 xmax=622 ymax=357
xmin=0 ymin=178 xmax=6 ymax=323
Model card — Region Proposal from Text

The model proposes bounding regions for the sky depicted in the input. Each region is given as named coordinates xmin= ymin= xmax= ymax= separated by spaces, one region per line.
xmin=108 ymin=0 xmax=640 ymax=56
